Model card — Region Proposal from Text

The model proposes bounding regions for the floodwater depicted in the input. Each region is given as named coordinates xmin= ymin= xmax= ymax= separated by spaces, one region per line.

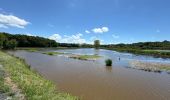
xmin=9 ymin=49 xmax=170 ymax=100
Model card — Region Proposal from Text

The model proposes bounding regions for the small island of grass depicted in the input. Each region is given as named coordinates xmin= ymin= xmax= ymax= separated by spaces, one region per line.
xmin=69 ymin=54 xmax=101 ymax=61
xmin=43 ymin=52 xmax=65 ymax=55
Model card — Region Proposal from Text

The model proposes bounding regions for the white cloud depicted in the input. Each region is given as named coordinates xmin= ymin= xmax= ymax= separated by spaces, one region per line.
xmin=0 ymin=14 xmax=29 ymax=28
xmin=85 ymin=30 xmax=90 ymax=34
xmin=112 ymin=34 xmax=119 ymax=39
xmin=92 ymin=27 xmax=109 ymax=34
xmin=49 ymin=33 xmax=86 ymax=44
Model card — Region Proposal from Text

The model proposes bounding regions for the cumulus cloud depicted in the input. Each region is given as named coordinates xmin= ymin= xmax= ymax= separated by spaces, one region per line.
xmin=85 ymin=30 xmax=90 ymax=34
xmin=92 ymin=27 xmax=109 ymax=34
xmin=0 ymin=14 xmax=29 ymax=28
xmin=49 ymin=33 xmax=86 ymax=44
xmin=112 ymin=34 xmax=119 ymax=39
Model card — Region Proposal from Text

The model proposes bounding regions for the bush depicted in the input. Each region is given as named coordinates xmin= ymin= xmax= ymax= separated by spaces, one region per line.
xmin=105 ymin=59 xmax=112 ymax=66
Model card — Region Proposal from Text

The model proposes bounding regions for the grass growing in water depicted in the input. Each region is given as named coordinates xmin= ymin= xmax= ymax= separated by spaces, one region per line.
xmin=105 ymin=59 xmax=112 ymax=66
xmin=43 ymin=52 xmax=64 ymax=55
xmin=17 ymin=48 xmax=40 ymax=52
xmin=70 ymin=55 xmax=101 ymax=60
xmin=0 ymin=51 xmax=78 ymax=100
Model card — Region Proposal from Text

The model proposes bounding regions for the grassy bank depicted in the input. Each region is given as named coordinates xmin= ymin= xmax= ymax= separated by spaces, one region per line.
xmin=0 ymin=65 xmax=11 ymax=98
xmin=105 ymin=48 xmax=170 ymax=58
xmin=0 ymin=51 xmax=78 ymax=100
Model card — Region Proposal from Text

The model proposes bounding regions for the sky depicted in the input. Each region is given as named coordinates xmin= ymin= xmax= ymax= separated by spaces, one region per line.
xmin=0 ymin=0 xmax=170 ymax=44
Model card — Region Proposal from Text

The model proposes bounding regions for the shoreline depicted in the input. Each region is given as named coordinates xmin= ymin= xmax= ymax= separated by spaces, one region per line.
xmin=102 ymin=48 xmax=170 ymax=58
xmin=0 ymin=51 xmax=78 ymax=100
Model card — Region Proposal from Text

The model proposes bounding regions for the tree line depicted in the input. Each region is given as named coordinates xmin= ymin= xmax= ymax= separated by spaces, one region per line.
xmin=101 ymin=40 xmax=170 ymax=50
xmin=0 ymin=32 xmax=93 ymax=49
xmin=1 ymin=32 xmax=169 ymax=50
xmin=0 ymin=32 xmax=58 ymax=49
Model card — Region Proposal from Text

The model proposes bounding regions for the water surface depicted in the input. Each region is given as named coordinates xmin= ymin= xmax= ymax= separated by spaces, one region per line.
xmin=9 ymin=49 xmax=170 ymax=100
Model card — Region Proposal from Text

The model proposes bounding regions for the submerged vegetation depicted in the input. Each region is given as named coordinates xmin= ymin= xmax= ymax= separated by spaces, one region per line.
xmin=17 ymin=47 xmax=41 ymax=52
xmin=105 ymin=59 xmax=112 ymax=66
xmin=43 ymin=51 xmax=101 ymax=61
xmin=69 ymin=54 xmax=101 ymax=61
xmin=43 ymin=52 xmax=65 ymax=55
xmin=0 ymin=51 xmax=78 ymax=100
xmin=129 ymin=60 xmax=170 ymax=73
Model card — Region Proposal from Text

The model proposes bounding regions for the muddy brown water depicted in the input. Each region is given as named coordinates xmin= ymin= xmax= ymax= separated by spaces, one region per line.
xmin=9 ymin=49 xmax=170 ymax=100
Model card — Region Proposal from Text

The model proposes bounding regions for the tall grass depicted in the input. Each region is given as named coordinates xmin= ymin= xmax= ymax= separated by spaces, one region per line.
xmin=0 ymin=51 xmax=78 ymax=100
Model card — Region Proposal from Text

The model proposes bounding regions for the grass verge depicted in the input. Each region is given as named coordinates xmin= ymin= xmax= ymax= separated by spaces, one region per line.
xmin=0 ymin=65 xmax=10 ymax=94
xmin=0 ymin=51 xmax=78 ymax=100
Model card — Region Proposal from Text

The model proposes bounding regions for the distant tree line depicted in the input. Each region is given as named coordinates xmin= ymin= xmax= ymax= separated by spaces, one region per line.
xmin=0 ymin=32 xmax=58 ymax=49
xmin=101 ymin=40 xmax=170 ymax=50
xmin=1 ymin=32 xmax=169 ymax=50
xmin=0 ymin=32 xmax=93 ymax=49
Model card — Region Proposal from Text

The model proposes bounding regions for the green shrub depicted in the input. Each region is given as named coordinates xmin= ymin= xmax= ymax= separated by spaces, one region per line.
xmin=105 ymin=59 xmax=112 ymax=66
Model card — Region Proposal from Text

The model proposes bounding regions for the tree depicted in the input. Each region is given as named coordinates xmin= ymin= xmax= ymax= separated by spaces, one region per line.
xmin=94 ymin=40 xmax=100 ymax=49
xmin=3 ymin=39 xmax=18 ymax=49
xmin=0 ymin=34 xmax=6 ymax=48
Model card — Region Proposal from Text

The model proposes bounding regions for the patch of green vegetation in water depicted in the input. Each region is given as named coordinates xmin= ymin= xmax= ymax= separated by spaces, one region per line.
xmin=43 ymin=52 xmax=64 ymax=55
xmin=17 ymin=48 xmax=40 ymax=52
xmin=160 ymin=66 xmax=170 ymax=71
xmin=70 ymin=54 xmax=101 ymax=60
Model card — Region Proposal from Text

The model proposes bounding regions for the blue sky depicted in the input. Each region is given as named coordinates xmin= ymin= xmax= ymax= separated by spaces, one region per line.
xmin=0 ymin=0 xmax=170 ymax=44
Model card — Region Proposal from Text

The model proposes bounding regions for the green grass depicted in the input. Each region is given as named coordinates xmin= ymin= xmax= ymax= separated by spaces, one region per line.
xmin=105 ymin=48 xmax=170 ymax=58
xmin=160 ymin=66 xmax=170 ymax=71
xmin=43 ymin=52 xmax=64 ymax=55
xmin=16 ymin=48 xmax=40 ymax=52
xmin=70 ymin=55 xmax=101 ymax=60
xmin=0 ymin=51 xmax=78 ymax=100
xmin=0 ymin=66 xmax=10 ymax=94
xmin=144 ymin=50 xmax=170 ymax=53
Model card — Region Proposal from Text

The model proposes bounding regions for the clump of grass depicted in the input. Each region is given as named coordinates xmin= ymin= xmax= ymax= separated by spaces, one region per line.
xmin=0 ymin=51 xmax=78 ymax=100
xmin=43 ymin=52 xmax=64 ymax=56
xmin=105 ymin=59 xmax=112 ymax=66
